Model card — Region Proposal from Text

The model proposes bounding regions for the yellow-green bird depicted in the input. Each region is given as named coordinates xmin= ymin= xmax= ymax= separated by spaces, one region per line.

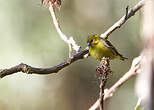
xmin=87 ymin=34 xmax=127 ymax=61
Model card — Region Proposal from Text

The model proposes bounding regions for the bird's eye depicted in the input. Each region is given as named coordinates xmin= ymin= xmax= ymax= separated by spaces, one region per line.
xmin=91 ymin=40 xmax=93 ymax=42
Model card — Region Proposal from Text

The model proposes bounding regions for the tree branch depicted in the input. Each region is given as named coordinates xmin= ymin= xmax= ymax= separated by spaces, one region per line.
xmin=49 ymin=3 xmax=80 ymax=57
xmin=100 ymin=0 xmax=145 ymax=39
xmin=0 ymin=48 xmax=89 ymax=78
xmin=103 ymin=56 xmax=141 ymax=100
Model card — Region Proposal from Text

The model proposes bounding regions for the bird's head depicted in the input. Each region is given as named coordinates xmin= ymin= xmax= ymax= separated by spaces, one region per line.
xmin=87 ymin=34 xmax=99 ymax=47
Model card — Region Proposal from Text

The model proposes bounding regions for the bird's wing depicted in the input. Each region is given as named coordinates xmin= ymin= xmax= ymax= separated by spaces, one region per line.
xmin=102 ymin=39 xmax=122 ymax=56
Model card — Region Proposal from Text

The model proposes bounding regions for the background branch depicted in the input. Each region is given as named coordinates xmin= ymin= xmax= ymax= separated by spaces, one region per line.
xmin=135 ymin=1 xmax=154 ymax=110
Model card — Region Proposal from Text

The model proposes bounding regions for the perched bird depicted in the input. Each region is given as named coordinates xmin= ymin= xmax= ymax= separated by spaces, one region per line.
xmin=87 ymin=34 xmax=127 ymax=61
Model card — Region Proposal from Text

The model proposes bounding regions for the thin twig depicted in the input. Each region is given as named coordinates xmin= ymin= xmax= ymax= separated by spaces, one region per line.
xmin=49 ymin=3 xmax=80 ymax=57
xmin=100 ymin=0 xmax=145 ymax=39
xmin=124 ymin=6 xmax=129 ymax=20
xmin=89 ymin=56 xmax=142 ymax=110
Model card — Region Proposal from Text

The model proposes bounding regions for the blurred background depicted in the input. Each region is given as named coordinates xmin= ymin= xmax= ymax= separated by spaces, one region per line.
xmin=0 ymin=0 xmax=143 ymax=110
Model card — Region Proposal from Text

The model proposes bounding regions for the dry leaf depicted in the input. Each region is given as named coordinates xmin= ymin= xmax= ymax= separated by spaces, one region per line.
xmin=42 ymin=0 xmax=61 ymax=9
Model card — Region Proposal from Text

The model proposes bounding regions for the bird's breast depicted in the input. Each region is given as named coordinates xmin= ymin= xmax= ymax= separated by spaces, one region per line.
xmin=89 ymin=41 xmax=116 ymax=60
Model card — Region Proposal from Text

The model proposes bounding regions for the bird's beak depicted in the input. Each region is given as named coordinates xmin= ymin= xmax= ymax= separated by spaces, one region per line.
xmin=88 ymin=42 xmax=90 ymax=47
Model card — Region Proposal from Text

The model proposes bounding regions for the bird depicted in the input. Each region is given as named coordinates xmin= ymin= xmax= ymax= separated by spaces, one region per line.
xmin=87 ymin=34 xmax=127 ymax=61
